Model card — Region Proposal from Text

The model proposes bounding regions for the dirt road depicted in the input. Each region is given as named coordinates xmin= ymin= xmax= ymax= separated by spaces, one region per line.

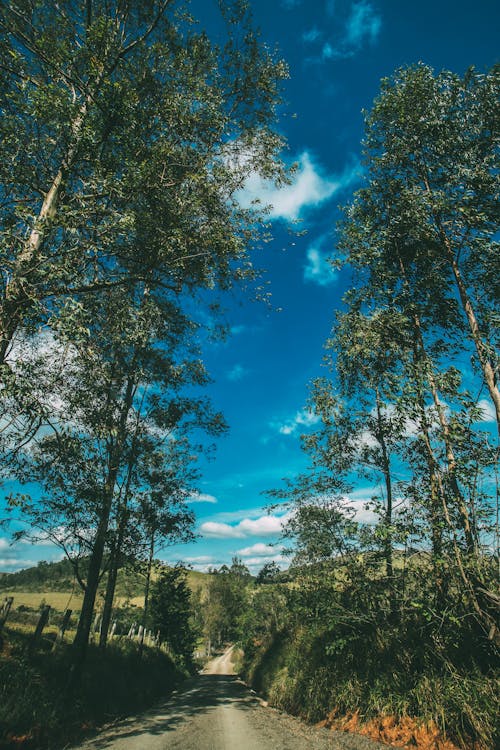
xmin=69 ymin=647 xmax=383 ymax=750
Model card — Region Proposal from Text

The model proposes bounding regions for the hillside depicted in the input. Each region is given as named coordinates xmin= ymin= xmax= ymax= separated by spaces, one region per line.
xmin=0 ymin=557 xmax=209 ymax=611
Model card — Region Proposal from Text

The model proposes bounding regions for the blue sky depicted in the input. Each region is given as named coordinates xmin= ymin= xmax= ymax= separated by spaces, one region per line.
xmin=1 ymin=0 xmax=498 ymax=575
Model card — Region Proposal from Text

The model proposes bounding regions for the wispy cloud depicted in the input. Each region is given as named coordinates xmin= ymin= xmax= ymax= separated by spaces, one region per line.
xmin=274 ymin=409 xmax=321 ymax=436
xmin=306 ymin=1 xmax=382 ymax=62
xmin=226 ymin=364 xmax=249 ymax=382
xmin=186 ymin=492 xmax=218 ymax=504
xmin=238 ymin=151 xmax=346 ymax=220
xmin=346 ymin=0 xmax=382 ymax=48
xmin=241 ymin=555 xmax=287 ymax=571
xmin=229 ymin=325 xmax=247 ymax=336
xmin=237 ymin=542 xmax=276 ymax=557
xmin=304 ymin=234 xmax=337 ymax=286
xmin=0 ymin=558 xmax=40 ymax=571
xmin=303 ymin=27 xmax=322 ymax=43
xmin=199 ymin=513 xmax=288 ymax=539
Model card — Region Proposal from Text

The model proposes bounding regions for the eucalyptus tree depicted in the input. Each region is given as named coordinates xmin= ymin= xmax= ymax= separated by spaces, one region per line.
xmin=334 ymin=63 xmax=499 ymax=638
xmin=359 ymin=63 xmax=500 ymax=431
xmin=0 ymin=0 xmax=288 ymax=389
xmin=7 ymin=280 xmax=226 ymax=673
xmin=334 ymin=311 xmax=409 ymax=559
xmin=1 ymin=0 xmax=290 ymax=673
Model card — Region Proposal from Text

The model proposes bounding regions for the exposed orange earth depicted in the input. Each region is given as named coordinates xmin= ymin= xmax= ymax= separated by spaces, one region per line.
xmin=317 ymin=710 xmax=478 ymax=750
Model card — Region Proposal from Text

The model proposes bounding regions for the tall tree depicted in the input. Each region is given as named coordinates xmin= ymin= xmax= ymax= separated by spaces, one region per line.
xmin=359 ymin=63 xmax=500 ymax=431
xmin=0 ymin=0 xmax=288 ymax=401
xmin=149 ymin=565 xmax=196 ymax=665
xmin=2 ymin=0 xmax=289 ymax=675
xmin=334 ymin=63 xmax=499 ymax=638
xmin=6 ymin=282 xmax=224 ymax=672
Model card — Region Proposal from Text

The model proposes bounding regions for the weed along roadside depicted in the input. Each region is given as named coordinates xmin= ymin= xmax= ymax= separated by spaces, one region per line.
xmin=0 ymin=608 xmax=191 ymax=749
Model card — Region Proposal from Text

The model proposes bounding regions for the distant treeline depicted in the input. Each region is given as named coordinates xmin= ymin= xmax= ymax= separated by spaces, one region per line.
xmin=0 ymin=557 xmax=145 ymax=599
xmin=0 ymin=559 xmax=79 ymax=591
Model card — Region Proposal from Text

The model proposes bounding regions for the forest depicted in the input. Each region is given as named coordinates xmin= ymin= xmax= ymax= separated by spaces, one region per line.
xmin=0 ymin=0 xmax=498 ymax=748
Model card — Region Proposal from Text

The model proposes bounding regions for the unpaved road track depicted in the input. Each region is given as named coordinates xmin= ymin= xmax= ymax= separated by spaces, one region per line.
xmin=69 ymin=647 xmax=383 ymax=750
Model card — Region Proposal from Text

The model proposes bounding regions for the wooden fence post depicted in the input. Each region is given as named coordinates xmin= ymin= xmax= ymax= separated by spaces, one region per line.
xmin=52 ymin=608 xmax=72 ymax=650
xmin=0 ymin=596 xmax=14 ymax=632
xmin=32 ymin=605 xmax=51 ymax=647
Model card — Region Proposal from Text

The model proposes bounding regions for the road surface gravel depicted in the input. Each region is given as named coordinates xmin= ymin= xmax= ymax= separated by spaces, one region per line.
xmin=68 ymin=646 xmax=385 ymax=750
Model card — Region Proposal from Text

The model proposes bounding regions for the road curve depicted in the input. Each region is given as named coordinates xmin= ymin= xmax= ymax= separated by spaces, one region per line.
xmin=69 ymin=646 xmax=384 ymax=750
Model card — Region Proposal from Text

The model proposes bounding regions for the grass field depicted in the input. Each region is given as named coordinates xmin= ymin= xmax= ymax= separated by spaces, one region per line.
xmin=0 ymin=565 xmax=209 ymax=614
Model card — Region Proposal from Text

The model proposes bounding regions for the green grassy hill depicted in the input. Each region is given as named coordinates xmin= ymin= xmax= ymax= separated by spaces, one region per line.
xmin=0 ymin=557 xmax=209 ymax=612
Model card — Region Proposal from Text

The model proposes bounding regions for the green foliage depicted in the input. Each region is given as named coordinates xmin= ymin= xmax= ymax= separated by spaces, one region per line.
xmin=202 ymin=558 xmax=252 ymax=648
xmin=1 ymin=0 xmax=288 ymax=668
xmin=255 ymin=561 xmax=282 ymax=584
xmin=149 ymin=566 xmax=196 ymax=665
xmin=240 ymin=564 xmax=499 ymax=748
xmin=256 ymin=61 xmax=500 ymax=750
xmin=0 ymin=626 xmax=187 ymax=749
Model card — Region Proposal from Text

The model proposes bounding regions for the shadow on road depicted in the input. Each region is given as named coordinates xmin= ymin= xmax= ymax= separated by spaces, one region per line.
xmin=85 ymin=674 xmax=259 ymax=749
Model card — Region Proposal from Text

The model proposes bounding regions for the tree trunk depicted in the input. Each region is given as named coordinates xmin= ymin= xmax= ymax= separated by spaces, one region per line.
xmin=70 ymin=489 xmax=114 ymax=683
xmin=420 ymin=172 xmax=500 ymax=436
xmin=396 ymin=251 xmax=476 ymax=555
xmin=70 ymin=377 xmax=135 ymax=684
xmin=410 ymin=350 xmax=447 ymax=605
xmin=374 ymin=389 xmax=396 ymax=616
xmin=99 ymin=541 xmax=120 ymax=650
xmin=408 ymin=314 xmax=497 ymax=637
xmin=0 ymin=93 xmax=94 ymax=366
xmin=138 ymin=531 xmax=155 ymax=659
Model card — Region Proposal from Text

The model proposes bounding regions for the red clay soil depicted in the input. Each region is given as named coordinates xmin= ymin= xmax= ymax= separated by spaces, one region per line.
xmin=317 ymin=710 xmax=481 ymax=750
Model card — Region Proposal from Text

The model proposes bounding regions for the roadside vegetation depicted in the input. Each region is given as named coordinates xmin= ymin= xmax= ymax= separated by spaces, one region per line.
xmin=0 ymin=562 xmax=202 ymax=748
xmin=0 ymin=623 xmax=188 ymax=750
xmin=201 ymin=64 xmax=500 ymax=750
xmin=0 ymin=0 xmax=287 ymax=708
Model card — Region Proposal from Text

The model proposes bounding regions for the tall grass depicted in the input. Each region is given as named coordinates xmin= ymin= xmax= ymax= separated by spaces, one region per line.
xmin=239 ymin=591 xmax=499 ymax=750
xmin=0 ymin=626 xmax=188 ymax=749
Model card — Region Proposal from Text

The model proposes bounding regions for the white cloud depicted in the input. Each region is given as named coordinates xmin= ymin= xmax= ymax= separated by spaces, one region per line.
xmin=0 ymin=558 xmax=39 ymax=570
xmin=476 ymin=399 xmax=496 ymax=423
xmin=241 ymin=555 xmax=287 ymax=569
xmin=199 ymin=521 xmax=244 ymax=539
xmin=0 ymin=538 xmax=10 ymax=551
xmin=276 ymin=408 xmax=321 ymax=436
xmin=237 ymin=542 xmax=276 ymax=557
xmin=187 ymin=492 xmax=218 ymax=504
xmin=237 ymin=151 xmax=345 ymax=220
xmin=199 ymin=513 xmax=288 ymax=539
xmin=238 ymin=515 xmax=285 ymax=536
xmin=183 ymin=555 xmax=216 ymax=564
xmin=306 ymin=1 xmax=382 ymax=62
